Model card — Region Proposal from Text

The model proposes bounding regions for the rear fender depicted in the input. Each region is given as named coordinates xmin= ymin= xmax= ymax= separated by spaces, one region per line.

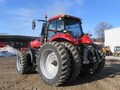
xmin=49 ymin=33 xmax=76 ymax=44
xmin=77 ymin=34 xmax=93 ymax=44
xmin=29 ymin=39 xmax=41 ymax=48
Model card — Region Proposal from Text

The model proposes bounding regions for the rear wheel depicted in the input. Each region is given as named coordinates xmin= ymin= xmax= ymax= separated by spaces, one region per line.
xmin=61 ymin=42 xmax=81 ymax=82
xmin=38 ymin=42 xmax=71 ymax=86
xmin=16 ymin=51 xmax=27 ymax=74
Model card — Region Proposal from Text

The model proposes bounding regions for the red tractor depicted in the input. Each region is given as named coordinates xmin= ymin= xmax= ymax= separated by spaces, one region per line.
xmin=16 ymin=14 xmax=105 ymax=86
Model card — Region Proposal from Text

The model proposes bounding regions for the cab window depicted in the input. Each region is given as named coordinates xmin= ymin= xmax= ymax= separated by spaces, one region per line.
xmin=48 ymin=19 xmax=63 ymax=38
xmin=49 ymin=20 xmax=56 ymax=30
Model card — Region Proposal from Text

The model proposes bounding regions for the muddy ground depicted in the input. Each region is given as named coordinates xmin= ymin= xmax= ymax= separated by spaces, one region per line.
xmin=0 ymin=56 xmax=120 ymax=90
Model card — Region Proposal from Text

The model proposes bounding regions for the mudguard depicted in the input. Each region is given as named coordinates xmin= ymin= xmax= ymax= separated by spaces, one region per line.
xmin=50 ymin=33 xmax=93 ymax=45
xmin=29 ymin=39 xmax=40 ymax=48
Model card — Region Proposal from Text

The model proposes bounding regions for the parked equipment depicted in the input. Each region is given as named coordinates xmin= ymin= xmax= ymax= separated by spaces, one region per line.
xmin=113 ymin=46 xmax=120 ymax=56
xmin=16 ymin=14 xmax=105 ymax=86
xmin=104 ymin=46 xmax=112 ymax=56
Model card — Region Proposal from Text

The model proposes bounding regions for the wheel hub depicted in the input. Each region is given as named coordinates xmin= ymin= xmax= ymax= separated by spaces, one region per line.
xmin=51 ymin=60 xmax=58 ymax=66
xmin=40 ymin=50 xmax=59 ymax=79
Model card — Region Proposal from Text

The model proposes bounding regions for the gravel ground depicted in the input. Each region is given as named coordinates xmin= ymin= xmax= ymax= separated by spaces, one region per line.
xmin=0 ymin=56 xmax=120 ymax=90
xmin=106 ymin=56 xmax=120 ymax=60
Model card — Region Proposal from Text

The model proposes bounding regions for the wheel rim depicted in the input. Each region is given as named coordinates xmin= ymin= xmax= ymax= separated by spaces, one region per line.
xmin=16 ymin=55 xmax=21 ymax=71
xmin=40 ymin=49 xmax=59 ymax=79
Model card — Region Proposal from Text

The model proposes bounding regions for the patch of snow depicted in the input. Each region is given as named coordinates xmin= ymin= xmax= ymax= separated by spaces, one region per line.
xmin=0 ymin=45 xmax=19 ymax=57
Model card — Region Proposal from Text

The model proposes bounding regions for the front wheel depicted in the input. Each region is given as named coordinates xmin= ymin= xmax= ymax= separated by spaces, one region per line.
xmin=16 ymin=51 xmax=28 ymax=74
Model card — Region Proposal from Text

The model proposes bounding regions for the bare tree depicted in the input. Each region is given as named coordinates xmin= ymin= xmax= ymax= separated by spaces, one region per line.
xmin=95 ymin=22 xmax=113 ymax=43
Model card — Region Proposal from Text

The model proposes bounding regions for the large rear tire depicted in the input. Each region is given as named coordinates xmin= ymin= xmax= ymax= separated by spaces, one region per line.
xmin=38 ymin=42 xmax=71 ymax=86
xmin=61 ymin=42 xmax=81 ymax=82
xmin=16 ymin=51 xmax=28 ymax=74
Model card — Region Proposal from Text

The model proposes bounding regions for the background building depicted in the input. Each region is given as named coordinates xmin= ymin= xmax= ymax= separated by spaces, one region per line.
xmin=105 ymin=27 xmax=120 ymax=52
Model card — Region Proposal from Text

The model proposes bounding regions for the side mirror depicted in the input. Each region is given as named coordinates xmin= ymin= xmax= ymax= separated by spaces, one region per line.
xmin=32 ymin=20 xmax=36 ymax=30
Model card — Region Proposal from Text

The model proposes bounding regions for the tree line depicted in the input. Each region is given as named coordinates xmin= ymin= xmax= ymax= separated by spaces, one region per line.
xmin=94 ymin=22 xmax=113 ymax=43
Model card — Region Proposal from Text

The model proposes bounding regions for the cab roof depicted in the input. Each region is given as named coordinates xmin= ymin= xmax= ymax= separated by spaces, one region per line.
xmin=48 ymin=14 xmax=81 ymax=21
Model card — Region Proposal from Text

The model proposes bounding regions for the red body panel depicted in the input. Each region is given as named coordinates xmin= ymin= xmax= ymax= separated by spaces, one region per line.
xmin=48 ymin=15 xmax=63 ymax=21
xmin=77 ymin=34 xmax=93 ymax=44
xmin=30 ymin=39 xmax=40 ymax=48
xmin=49 ymin=33 xmax=75 ymax=43
xmin=50 ymin=33 xmax=93 ymax=45
xmin=48 ymin=14 xmax=80 ymax=21
xmin=29 ymin=34 xmax=93 ymax=48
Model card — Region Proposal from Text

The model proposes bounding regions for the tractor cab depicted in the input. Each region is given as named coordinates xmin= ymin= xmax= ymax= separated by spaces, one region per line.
xmin=47 ymin=15 xmax=84 ymax=39
xmin=32 ymin=14 xmax=92 ymax=45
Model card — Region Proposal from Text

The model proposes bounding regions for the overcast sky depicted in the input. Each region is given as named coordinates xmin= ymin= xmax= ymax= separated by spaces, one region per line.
xmin=0 ymin=0 xmax=120 ymax=37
